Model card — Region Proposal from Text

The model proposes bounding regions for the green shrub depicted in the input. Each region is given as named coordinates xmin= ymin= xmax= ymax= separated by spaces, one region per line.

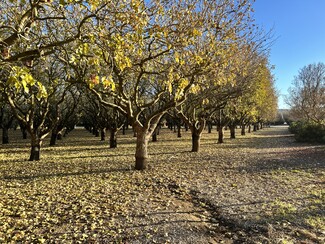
xmin=289 ymin=121 xmax=325 ymax=143
xmin=288 ymin=121 xmax=303 ymax=134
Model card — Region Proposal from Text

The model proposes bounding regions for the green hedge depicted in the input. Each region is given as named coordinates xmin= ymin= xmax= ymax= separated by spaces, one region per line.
xmin=289 ymin=121 xmax=325 ymax=143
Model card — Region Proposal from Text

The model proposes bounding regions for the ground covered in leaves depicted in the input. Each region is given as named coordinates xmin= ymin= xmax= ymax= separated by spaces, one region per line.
xmin=0 ymin=126 xmax=324 ymax=243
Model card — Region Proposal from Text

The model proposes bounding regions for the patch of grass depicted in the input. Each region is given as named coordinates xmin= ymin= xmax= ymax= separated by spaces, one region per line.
xmin=270 ymin=200 xmax=297 ymax=217
xmin=306 ymin=216 xmax=325 ymax=231
xmin=310 ymin=189 xmax=325 ymax=200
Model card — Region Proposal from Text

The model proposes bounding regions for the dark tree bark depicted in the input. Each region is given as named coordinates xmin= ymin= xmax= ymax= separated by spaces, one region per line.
xmin=20 ymin=125 xmax=28 ymax=139
xmin=177 ymin=124 xmax=182 ymax=138
xmin=109 ymin=129 xmax=118 ymax=148
xmin=188 ymin=119 xmax=205 ymax=152
xmin=22 ymin=129 xmax=27 ymax=139
xmin=92 ymin=127 xmax=99 ymax=137
xmin=152 ymin=128 xmax=158 ymax=142
xmin=241 ymin=124 xmax=246 ymax=136
xmin=217 ymin=125 xmax=224 ymax=143
xmin=207 ymin=121 xmax=212 ymax=133
xmin=50 ymin=131 xmax=57 ymax=146
xmin=57 ymin=131 xmax=63 ymax=140
xmin=100 ymin=128 xmax=106 ymax=141
xmin=229 ymin=125 xmax=236 ymax=139
xmin=191 ymin=132 xmax=200 ymax=152
xmin=50 ymin=125 xmax=64 ymax=146
xmin=2 ymin=127 xmax=9 ymax=144
xmin=29 ymin=136 xmax=41 ymax=161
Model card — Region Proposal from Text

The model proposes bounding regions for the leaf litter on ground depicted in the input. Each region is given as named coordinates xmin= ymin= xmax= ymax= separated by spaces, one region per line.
xmin=0 ymin=126 xmax=324 ymax=243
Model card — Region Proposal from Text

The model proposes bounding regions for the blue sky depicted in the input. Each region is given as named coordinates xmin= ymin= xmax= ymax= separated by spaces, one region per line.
xmin=252 ymin=0 xmax=325 ymax=109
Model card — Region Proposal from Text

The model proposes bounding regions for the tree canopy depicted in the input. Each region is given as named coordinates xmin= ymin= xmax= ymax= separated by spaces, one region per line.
xmin=1 ymin=0 xmax=278 ymax=169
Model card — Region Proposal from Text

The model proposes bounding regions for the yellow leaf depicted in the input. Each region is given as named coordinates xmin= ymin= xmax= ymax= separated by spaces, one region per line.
xmin=202 ymin=98 xmax=209 ymax=105
xmin=192 ymin=28 xmax=202 ymax=37
xmin=114 ymin=51 xmax=132 ymax=71
xmin=174 ymin=52 xmax=180 ymax=63
xmin=168 ymin=82 xmax=172 ymax=93
xmin=195 ymin=55 xmax=203 ymax=65
xmin=21 ymin=79 xmax=29 ymax=93
xmin=190 ymin=84 xmax=200 ymax=94
xmin=179 ymin=78 xmax=189 ymax=89
xmin=36 ymin=82 xmax=48 ymax=100
xmin=102 ymin=76 xmax=116 ymax=91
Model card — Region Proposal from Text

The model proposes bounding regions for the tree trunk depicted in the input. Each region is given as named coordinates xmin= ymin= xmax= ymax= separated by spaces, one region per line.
xmin=29 ymin=137 xmax=41 ymax=161
xmin=152 ymin=129 xmax=157 ymax=142
xmin=21 ymin=127 xmax=27 ymax=139
xmin=135 ymin=128 xmax=150 ymax=170
xmin=230 ymin=125 xmax=236 ymax=139
xmin=191 ymin=132 xmax=201 ymax=152
xmin=168 ymin=122 xmax=173 ymax=130
xmin=57 ymin=131 xmax=63 ymax=140
xmin=217 ymin=125 xmax=224 ymax=143
xmin=241 ymin=124 xmax=246 ymax=136
xmin=253 ymin=123 xmax=257 ymax=132
xmin=22 ymin=130 xmax=27 ymax=139
xmin=122 ymin=125 xmax=126 ymax=135
xmin=93 ymin=127 xmax=99 ymax=137
xmin=50 ymin=131 xmax=57 ymax=146
xmin=177 ymin=124 xmax=182 ymax=138
xmin=248 ymin=124 xmax=251 ymax=133
xmin=207 ymin=122 xmax=212 ymax=133
xmin=109 ymin=129 xmax=118 ymax=148
xmin=101 ymin=128 xmax=106 ymax=141
xmin=2 ymin=127 xmax=9 ymax=144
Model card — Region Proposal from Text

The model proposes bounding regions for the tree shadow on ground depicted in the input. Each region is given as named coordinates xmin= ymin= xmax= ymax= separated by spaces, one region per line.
xmin=1 ymin=167 xmax=132 ymax=181
xmin=237 ymin=148 xmax=325 ymax=173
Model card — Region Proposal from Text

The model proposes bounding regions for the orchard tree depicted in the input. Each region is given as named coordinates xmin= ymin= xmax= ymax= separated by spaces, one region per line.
xmin=286 ymin=62 xmax=325 ymax=124
xmin=1 ymin=56 xmax=72 ymax=160
xmin=0 ymin=0 xmax=109 ymax=157
xmin=71 ymin=0 xmax=257 ymax=170
xmin=176 ymin=78 xmax=244 ymax=151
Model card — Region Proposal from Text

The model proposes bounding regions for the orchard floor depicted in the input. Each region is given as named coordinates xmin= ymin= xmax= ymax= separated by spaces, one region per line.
xmin=0 ymin=126 xmax=324 ymax=243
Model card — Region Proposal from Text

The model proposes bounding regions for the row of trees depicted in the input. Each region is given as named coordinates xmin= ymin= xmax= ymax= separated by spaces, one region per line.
xmin=1 ymin=0 xmax=278 ymax=170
